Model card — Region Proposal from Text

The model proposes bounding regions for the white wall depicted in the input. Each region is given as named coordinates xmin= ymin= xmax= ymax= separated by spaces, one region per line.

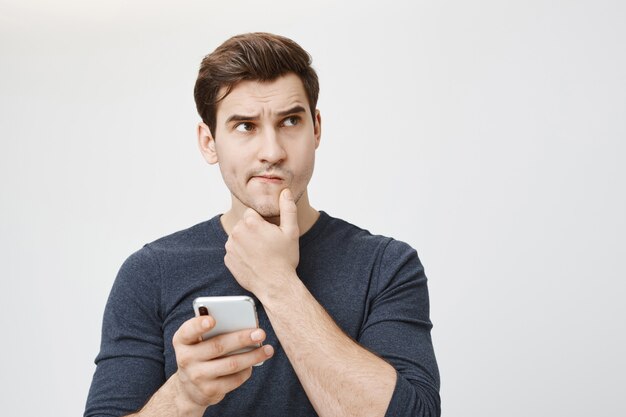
xmin=1 ymin=1 xmax=624 ymax=415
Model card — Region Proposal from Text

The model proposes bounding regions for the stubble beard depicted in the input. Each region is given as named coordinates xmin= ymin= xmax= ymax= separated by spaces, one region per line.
xmin=228 ymin=161 xmax=314 ymax=220
xmin=234 ymin=186 xmax=305 ymax=219
xmin=239 ymin=165 xmax=304 ymax=219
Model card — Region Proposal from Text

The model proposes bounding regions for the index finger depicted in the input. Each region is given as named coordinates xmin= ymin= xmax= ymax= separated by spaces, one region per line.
xmin=173 ymin=315 xmax=216 ymax=346
xmin=279 ymin=188 xmax=298 ymax=238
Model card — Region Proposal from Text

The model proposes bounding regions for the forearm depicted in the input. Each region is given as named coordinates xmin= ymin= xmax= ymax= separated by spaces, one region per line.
xmin=261 ymin=274 xmax=397 ymax=417
xmin=125 ymin=372 xmax=206 ymax=417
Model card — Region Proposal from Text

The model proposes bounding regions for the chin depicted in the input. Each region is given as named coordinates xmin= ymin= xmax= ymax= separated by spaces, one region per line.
xmin=255 ymin=206 xmax=281 ymax=219
xmin=247 ymin=200 xmax=280 ymax=218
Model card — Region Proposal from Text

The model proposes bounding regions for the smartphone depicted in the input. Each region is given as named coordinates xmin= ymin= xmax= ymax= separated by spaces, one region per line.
xmin=192 ymin=296 xmax=263 ymax=359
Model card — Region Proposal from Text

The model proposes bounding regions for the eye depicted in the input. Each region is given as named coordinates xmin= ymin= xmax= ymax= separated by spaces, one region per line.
xmin=235 ymin=122 xmax=255 ymax=132
xmin=282 ymin=116 xmax=300 ymax=127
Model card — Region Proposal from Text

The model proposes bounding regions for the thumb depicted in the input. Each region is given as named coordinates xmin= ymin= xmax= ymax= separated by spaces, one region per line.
xmin=279 ymin=188 xmax=299 ymax=238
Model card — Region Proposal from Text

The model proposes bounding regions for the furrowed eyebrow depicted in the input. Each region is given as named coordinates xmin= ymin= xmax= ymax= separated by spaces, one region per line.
xmin=275 ymin=105 xmax=306 ymax=118
xmin=224 ymin=105 xmax=306 ymax=125
xmin=225 ymin=113 xmax=259 ymax=124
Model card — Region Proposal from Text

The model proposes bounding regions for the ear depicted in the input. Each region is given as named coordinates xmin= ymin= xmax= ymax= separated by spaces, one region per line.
xmin=313 ymin=109 xmax=322 ymax=150
xmin=197 ymin=122 xmax=218 ymax=165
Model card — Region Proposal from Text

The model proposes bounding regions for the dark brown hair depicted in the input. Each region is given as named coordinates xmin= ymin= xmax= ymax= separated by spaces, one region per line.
xmin=194 ymin=32 xmax=320 ymax=137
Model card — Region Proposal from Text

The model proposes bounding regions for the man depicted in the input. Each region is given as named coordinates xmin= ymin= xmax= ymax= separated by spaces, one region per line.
xmin=85 ymin=32 xmax=440 ymax=417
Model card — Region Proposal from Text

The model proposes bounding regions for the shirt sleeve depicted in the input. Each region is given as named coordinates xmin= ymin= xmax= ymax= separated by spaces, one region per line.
xmin=358 ymin=239 xmax=441 ymax=417
xmin=84 ymin=246 xmax=166 ymax=417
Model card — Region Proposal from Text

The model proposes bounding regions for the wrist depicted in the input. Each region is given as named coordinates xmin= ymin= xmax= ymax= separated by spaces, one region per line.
xmin=258 ymin=270 xmax=306 ymax=313
xmin=171 ymin=372 xmax=209 ymax=417
xmin=131 ymin=372 xmax=207 ymax=417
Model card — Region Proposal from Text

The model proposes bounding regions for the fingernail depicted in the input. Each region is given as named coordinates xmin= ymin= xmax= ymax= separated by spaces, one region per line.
xmin=202 ymin=318 xmax=212 ymax=329
xmin=251 ymin=329 xmax=264 ymax=341
xmin=263 ymin=345 xmax=274 ymax=356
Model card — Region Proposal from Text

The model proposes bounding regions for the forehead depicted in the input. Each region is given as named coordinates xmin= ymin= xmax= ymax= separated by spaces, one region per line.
xmin=216 ymin=73 xmax=310 ymax=120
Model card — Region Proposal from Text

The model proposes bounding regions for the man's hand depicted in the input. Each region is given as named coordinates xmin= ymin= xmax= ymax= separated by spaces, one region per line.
xmin=171 ymin=315 xmax=275 ymax=412
xmin=224 ymin=188 xmax=300 ymax=298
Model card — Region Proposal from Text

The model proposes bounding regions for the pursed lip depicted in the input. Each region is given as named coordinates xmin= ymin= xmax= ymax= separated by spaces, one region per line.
xmin=250 ymin=173 xmax=284 ymax=183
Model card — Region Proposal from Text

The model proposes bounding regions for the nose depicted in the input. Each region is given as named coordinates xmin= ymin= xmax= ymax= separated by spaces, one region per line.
xmin=257 ymin=127 xmax=286 ymax=164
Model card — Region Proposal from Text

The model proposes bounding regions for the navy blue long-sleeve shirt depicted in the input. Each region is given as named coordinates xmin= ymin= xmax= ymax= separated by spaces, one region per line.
xmin=85 ymin=211 xmax=440 ymax=416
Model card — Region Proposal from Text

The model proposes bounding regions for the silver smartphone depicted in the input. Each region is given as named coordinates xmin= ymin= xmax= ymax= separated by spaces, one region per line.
xmin=192 ymin=296 xmax=263 ymax=359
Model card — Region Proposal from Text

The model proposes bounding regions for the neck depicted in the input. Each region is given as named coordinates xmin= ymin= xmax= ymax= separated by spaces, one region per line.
xmin=220 ymin=190 xmax=319 ymax=237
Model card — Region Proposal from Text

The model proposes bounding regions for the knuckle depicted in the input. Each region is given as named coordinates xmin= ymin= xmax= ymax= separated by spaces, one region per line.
xmin=175 ymin=345 xmax=193 ymax=368
xmin=226 ymin=357 xmax=239 ymax=373
xmin=208 ymin=340 xmax=225 ymax=357
xmin=224 ymin=254 xmax=233 ymax=270
xmin=209 ymin=393 xmax=225 ymax=405
xmin=189 ymin=369 xmax=203 ymax=385
xmin=177 ymin=354 xmax=191 ymax=369
xmin=201 ymin=384 xmax=217 ymax=398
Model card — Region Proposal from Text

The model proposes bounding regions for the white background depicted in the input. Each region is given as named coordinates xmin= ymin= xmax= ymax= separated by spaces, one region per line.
xmin=1 ymin=1 xmax=625 ymax=416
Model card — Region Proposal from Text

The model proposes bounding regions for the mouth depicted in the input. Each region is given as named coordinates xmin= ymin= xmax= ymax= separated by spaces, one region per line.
xmin=250 ymin=174 xmax=284 ymax=184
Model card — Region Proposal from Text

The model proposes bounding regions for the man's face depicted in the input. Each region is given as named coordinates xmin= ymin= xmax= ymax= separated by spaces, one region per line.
xmin=202 ymin=73 xmax=321 ymax=219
